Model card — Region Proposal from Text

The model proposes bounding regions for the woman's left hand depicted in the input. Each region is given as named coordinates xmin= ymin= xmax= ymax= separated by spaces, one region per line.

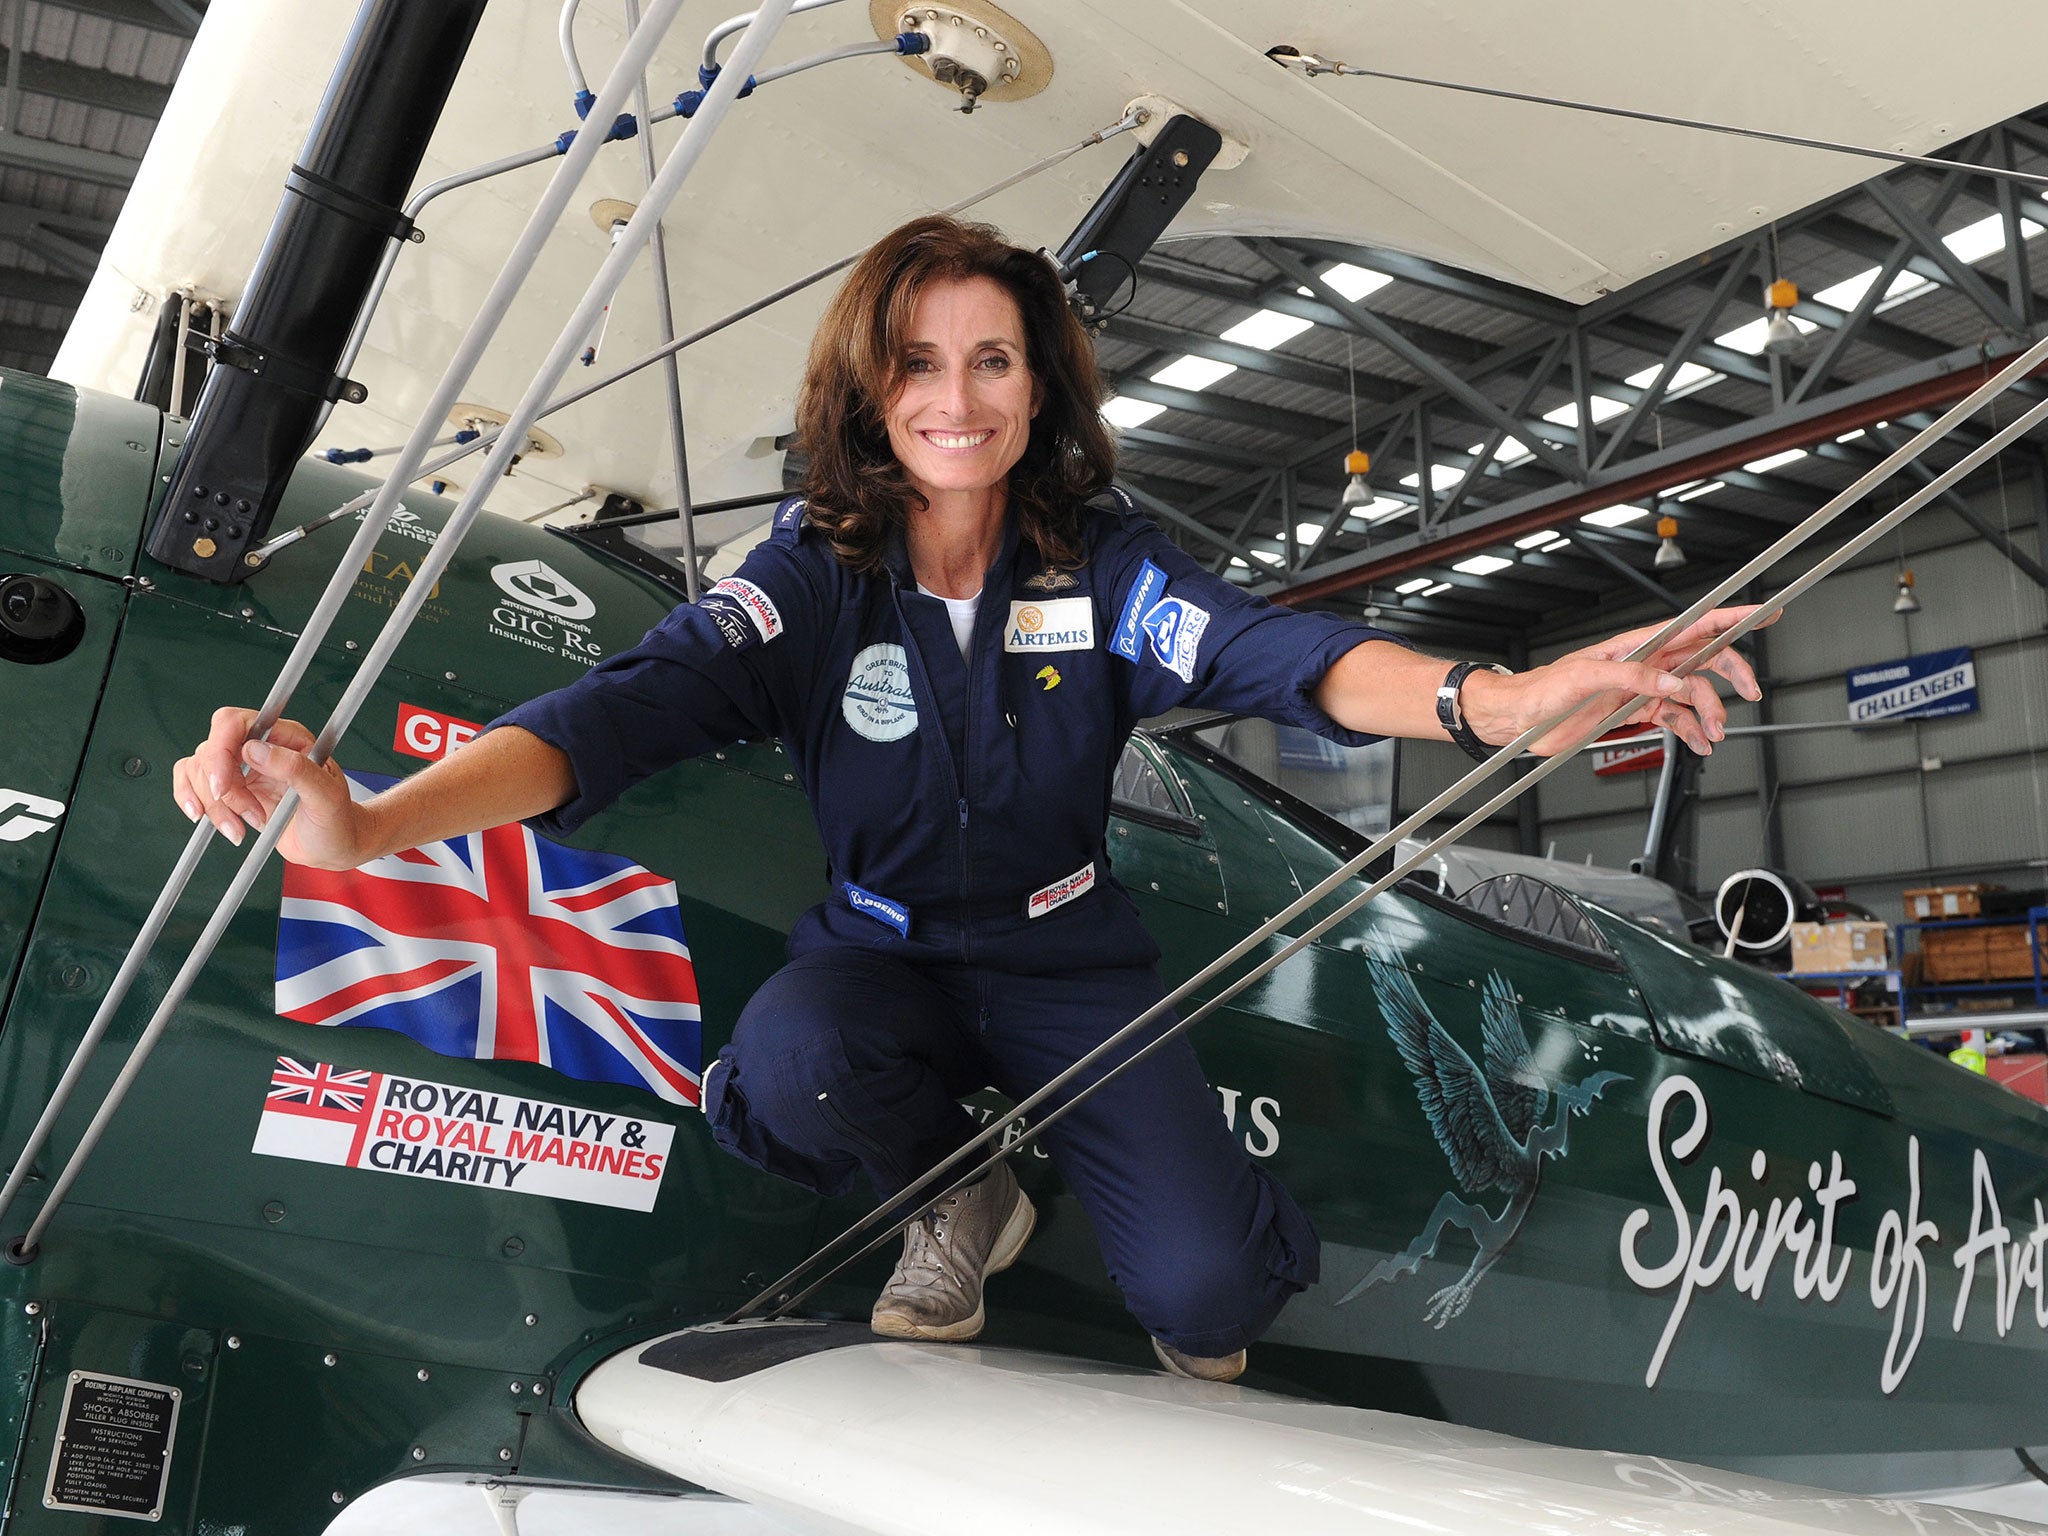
xmin=1461 ymin=605 xmax=1777 ymax=757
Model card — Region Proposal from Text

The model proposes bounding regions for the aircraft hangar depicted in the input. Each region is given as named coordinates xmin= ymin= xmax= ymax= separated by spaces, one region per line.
xmin=8 ymin=2 xmax=2048 ymax=1532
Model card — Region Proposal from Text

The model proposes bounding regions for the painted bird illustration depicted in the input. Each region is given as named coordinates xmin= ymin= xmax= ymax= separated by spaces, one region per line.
xmin=1341 ymin=951 xmax=1628 ymax=1325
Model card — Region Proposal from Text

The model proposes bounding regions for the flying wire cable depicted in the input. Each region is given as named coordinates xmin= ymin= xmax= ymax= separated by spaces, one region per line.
xmin=1269 ymin=49 xmax=2048 ymax=193
xmin=730 ymin=332 xmax=2048 ymax=1322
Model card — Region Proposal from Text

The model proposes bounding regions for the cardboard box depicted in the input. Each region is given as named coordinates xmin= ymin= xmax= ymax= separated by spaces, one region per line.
xmin=1903 ymin=883 xmax=1998 ymax=920
xmin=1789 ymin=920 xmax=1891 ymax=974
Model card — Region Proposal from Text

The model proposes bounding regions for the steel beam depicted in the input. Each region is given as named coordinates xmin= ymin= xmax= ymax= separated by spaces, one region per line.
xmin=0 ymin=131 xmax=137 ymax=186
xmin=1112 ymin=377 xmax=1337 ymax=441
xmin=1574 ymin=528 xmax=1683 ymax=613
xmin=0 ymin=264 xmax=85 ymax=307
xmin=0 ymin=45 xmax=173 ymax=117
xmin=32 ymin=0 xmax=194 ymax=33
xmin=1118 ymin=480 xmax=1258 ymax=565
xmin=1265 ymin=335 xmax=2048 ymax=603
xmin=1868 ymin=424 xmax=2048 ymax=588
xmin=1100 ymin=314 xmax=1375 ymax=398
xmin=1865 ymin=179 xmax=2027 ymax=334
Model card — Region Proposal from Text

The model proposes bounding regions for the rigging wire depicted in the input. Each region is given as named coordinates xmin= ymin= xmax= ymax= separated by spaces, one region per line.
xmin=1268 ymin=48 xmax=2048 ymax=193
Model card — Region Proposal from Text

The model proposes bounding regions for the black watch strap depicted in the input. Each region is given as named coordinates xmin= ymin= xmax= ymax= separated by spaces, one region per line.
xmin=1436 ymin=661 xmax=1509 ymax=761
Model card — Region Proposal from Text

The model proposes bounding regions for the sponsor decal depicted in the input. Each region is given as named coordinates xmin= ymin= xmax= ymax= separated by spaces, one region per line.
xmin=1215 ymin=1083 xmax=1282 ymax=1158
xmin=774 ymin=498 xmax=806 ymax=535
xmin=1591 ymin=727 xmax=1664 ymax=777
xmin=1140 ymin=595 xmax=1211 ymax=684
xmin=1847 ymin=646 xmax=1978 ymax=726
xmin=706 ymin=577 xmax=782 ymax=644
xmin=1023 ymin=565 xmax=1078 ymax=594
xmin=353 ymin=549 xmax=447 ymax=623
xmin=492 ymin=558 xmax=596 ymax=620
xmin=487 ymin=558 xmax=603 ymax=667
xmin=1035 ymin=665 xmax=1061 ymax=691
xmin=253 ymin=1056 xmax=674 ymax=1211
xmin=1340 ymin=952 xmax=1627 ymax=1325
xmin=1109 ymin=560 xmax=1168 ymax=662
xmin=0 ymin=788 xmax=64 ymax=843
xmin=276 ymin=772 xmax=702 ymax=1105
xmin=1026 ymin=862 xmax=1095 ymax=919
xmin=1618 ymin=1072 xmax=2048 ymax=1395
xmin=355 ymin=503 xmax=436 ymax=547
xmin=394 ymin=703 xmax=482 ymax=763
xmin=843 ymin=882 xmax=910 ymax=937
xmin=842 ymin=643 xmax=918 ymax=743
xmin=1003 ymin=597 xmax=1094 ymax=653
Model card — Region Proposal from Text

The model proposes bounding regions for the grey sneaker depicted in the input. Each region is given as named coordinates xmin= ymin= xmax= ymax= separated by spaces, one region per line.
xmin=871 ymin=1162 xmax=1035 ymax=1341
xmin=1152 ymin=1336 xmax=1247 ymax=1383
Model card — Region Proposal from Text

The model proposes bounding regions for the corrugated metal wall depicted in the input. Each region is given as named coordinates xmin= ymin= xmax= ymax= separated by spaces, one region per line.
xmin=1531 ymin=486 xmax=2048 ymax=922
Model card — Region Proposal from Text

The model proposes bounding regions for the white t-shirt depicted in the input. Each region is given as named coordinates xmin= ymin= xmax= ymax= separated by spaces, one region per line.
xmin=916 ymin=583 xmax=981 ymax=661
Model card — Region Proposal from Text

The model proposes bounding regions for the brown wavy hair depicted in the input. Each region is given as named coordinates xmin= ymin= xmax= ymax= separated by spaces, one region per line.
xmin=795 ymin=215 xmax=1117 ymax=573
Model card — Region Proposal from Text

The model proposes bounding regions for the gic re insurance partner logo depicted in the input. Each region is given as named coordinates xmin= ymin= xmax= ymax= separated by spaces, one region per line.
xmin=488 ymin=559 xmax=603 ymax=667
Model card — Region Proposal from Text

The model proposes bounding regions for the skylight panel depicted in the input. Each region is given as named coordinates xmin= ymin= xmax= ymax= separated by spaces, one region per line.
xmin=1943 ymin=213 xmax=2011 ymax=265
xmin=1453 ymin=554 xmax=1513 ymax=576
xmin=1320 ymin=262 xmax=1393 ymax=302
xmin=1815 ymin=266 xmax=1928 ymax=312
xmin=1396 ymin=576 xmax=1434 ymax=594
xmin=1293 ymin=522 xmax=1325 ymax=546
xmin=1744 ymin=448 xmax=1809 ymax=474
xmin=1229 ymin=557 xmax=1249 ymax=569
xmin=1358 ymin=497 xmax=1408 ymax=522
xmin=1150 ymin=355 xmax=1236 ymax=392
xmin=1623 ymin=361 xmax=1722 ymax=396
xmin=1250 ymin=548 xmax=1281 ymax=565
xmin=1835 ymin=429 xmax=1865 ymax=443
xmin=1399 ymin=464 xmax=1465 ymax=492
xmin=1675 ymin=480 xmax=1725 ymax=501
xmin=1716 ymin=314 xmax=1816 ymax=354
xmin=1581 ymin=504 xmax=1649 ymax=528
xmin=1219 ymin=309 xmax=1314 ymax=350
xmin=1541 ymin=397 xmax=1628 ymax=429
xmin=1515 ymin=529 xmax=1559 ymax=549
xmin=1423 ymin=582 xmax=1453 ymax=596
xmin=1101 ymin=396 xmax=1166 ymax=429
xmin=1540 ymin=535 xmax=1571 ymax=551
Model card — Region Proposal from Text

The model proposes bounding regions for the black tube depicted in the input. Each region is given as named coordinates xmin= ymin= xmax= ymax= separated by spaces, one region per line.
xmin=145 ymin=0 xmax=490 ymax=583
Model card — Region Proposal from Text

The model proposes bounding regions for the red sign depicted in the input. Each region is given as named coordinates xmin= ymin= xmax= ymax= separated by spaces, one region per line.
xmin=394 ymin=703 xmax=482 ymax=763
xmin=1590 ymin=728 xmax=1664 ymax=777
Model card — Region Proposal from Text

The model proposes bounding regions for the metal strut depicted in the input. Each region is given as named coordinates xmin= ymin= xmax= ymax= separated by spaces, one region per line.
xmin=0 ymin=0 xmax=797 ymax=1257
xmin=729 ymin=330 xmax=2048 ymax=1323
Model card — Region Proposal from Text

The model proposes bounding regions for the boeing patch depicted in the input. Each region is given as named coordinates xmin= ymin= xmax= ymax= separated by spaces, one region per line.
xmin=1109 ymin=560 xmax=1168 ymax=662
xmin=844 ymin=882 xmax=910 ymax=937
xmin=1026 ymin=862 xmax=1095 ymax=919
xmin=1140 ymin=595 xmax=1211 ymax=684
xmin=1003 ymin=597 xmax=1094 ymax=654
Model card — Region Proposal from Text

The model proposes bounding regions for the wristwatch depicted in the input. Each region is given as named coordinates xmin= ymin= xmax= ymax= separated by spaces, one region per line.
xmin=1436 ymin=661 xmax=1511 ymax=761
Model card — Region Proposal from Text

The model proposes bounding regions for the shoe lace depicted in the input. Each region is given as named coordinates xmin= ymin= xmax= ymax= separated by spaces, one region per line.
xmin=898 ymin=1190 xmax=961 ymax=1284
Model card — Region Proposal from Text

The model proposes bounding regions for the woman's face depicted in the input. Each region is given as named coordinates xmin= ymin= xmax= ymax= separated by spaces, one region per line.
xmin=883 ymin=274 xmax=1039 ymax=507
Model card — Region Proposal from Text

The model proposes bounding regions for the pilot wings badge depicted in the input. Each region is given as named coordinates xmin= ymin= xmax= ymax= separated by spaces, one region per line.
xmin=1023 ymin=566 xmax=1078 ymax=593
xmin=1341 ymin=951 xmax=1627 ymax=1325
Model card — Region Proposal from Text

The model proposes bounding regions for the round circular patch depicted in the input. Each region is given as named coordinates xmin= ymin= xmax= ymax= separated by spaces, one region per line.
xmin=842 ymin=643 xmax=918 ymax=742
xmin=1016 ymin=604 xmax=1044 ymax=633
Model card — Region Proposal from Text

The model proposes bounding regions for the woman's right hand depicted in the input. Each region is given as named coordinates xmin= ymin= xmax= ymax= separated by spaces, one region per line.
xmin=172 ymin=707 xmax=379 ymax=870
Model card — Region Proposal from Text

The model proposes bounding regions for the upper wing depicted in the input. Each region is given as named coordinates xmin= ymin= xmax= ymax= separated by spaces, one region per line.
xmin=1478 ymin=972 xmax=1546 ymax=1143
xmin=1367 ymin=953 xmax=1524 ymax=1193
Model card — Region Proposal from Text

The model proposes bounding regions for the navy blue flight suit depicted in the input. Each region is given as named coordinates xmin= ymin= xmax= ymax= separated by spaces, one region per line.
xmin=495 ymin=489 xmax=1401 ymax=1357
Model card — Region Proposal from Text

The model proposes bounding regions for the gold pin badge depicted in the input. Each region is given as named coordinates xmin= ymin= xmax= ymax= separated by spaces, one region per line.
xmin=1036 ymin=665 xmax=1060 ymax=691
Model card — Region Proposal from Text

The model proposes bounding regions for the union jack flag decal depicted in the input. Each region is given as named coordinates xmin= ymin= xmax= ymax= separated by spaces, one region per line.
xmin=275 ymin=774 xmax=702 ymax=1105
xmin=267 ymin=1058 xmax=375 ymax=1120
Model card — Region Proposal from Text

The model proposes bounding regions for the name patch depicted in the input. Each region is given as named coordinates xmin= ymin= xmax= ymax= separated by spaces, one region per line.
xmin=1027 ymin=862 xmax=1095 ymax=919
xmin=1109 ymin=560 xmax=1168 ymax=662
xmin=843 ymin=643 xmax=918 ymax=742
xmin=844 ymin=882 xmax=911 ymax=936
xmin=1004 ymin=597 xmax=1095 ymax=653
xmin=707 ymin=577 xmax=782 ymax=643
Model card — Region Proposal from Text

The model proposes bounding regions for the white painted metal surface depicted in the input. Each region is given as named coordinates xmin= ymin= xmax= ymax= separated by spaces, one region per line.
xmin=575 ymin=1332 xmax=2048 ymax=1535
xmin=50 ymin=0 xmax=2048 ymax=526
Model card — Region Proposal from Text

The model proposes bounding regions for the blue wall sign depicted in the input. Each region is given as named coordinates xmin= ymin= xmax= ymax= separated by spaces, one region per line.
xmin=1845 ymin=647 xmax=1977 ymax=726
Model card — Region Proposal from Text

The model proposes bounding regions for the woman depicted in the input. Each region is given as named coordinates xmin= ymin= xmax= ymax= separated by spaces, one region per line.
xmin=177 ymin=215 xmax=1762 ymax=1381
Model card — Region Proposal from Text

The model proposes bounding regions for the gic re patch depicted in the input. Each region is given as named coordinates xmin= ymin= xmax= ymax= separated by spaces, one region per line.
xmin=253 ymin=1057 xmax=676 ymax=1212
